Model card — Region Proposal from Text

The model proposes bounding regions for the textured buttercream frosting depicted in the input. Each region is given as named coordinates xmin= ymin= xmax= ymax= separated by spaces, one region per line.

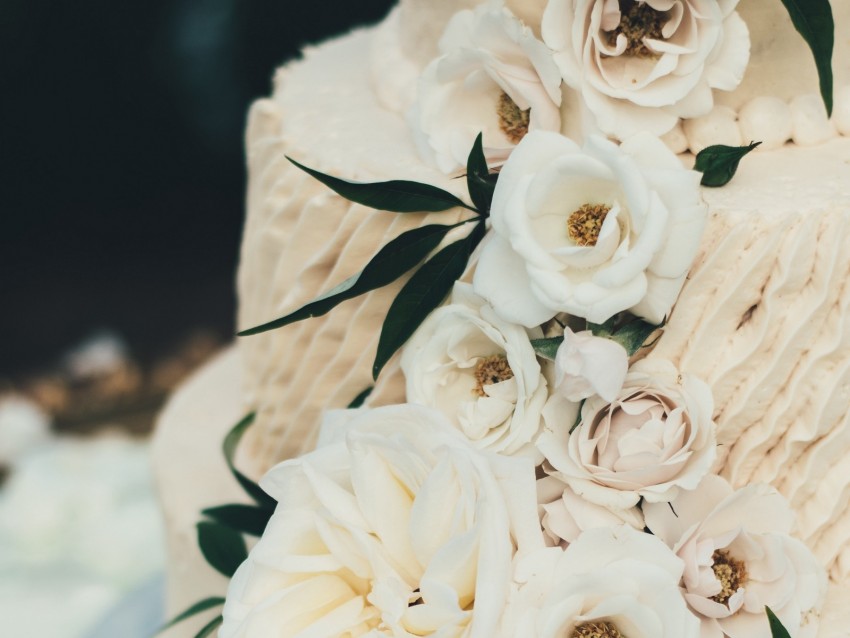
xmin=154 ymin=3 xmax=850 ymax=632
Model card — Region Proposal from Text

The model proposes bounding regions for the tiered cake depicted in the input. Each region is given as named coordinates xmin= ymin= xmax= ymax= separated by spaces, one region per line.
xmin=153 ymin=0 xmax=850 ymax=635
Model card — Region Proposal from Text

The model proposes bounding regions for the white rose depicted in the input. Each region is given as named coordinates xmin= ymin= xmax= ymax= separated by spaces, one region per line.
xmin=472 ymin=130 xmax=707 ymax=327
xmin=401 ymin=282 xmax=548 ymax=459
xmin=644 ymin=475 xmax=828 ymax=638
xmin=410 ymin=3 xmax=562 ymax=174
xmin=537 ymin=358 xmax=716 ymax=510
xmin=542 ymin=0 xmax=751 ymax=139
xmin=220 ymin=404 xmax=544 ymax=638
xmin=503 ymin=525 xmax=701 ymax=637
xmin=537 ymin=475 xmax=644 ymax=546
xmin=554 ymin=326 xmax=628 ymax=402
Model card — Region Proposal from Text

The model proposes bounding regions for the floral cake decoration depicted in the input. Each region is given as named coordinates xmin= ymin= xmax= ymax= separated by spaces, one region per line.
xmin=161 ymin=0 xmax=836 ymax=637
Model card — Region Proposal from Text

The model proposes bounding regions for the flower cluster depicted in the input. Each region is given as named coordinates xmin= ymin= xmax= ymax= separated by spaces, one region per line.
xmin=214 ymin=2 xmax=831 ymax=637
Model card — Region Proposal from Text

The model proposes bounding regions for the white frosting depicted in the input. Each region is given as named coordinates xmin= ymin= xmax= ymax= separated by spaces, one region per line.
xmin=681 ymin=105 xmax=742 ymax=155
xmin=738 ymin=96 xmax=793 ymax=150
xmin=791 ymin=94 xmax=838 ymax=147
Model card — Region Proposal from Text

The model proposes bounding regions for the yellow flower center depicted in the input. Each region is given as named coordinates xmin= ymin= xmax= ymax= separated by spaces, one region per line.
xmin=568 ymin=204 xmax=612 ymax=247
xmin=572 ymin=621 xmax=627 ymax=638
xmin=473 ymin=355 xmax=514 ymax=397
xmin=710 ymin=550 xmax=748 ymax=605
xmin=608 ymin=0 xmax=667 ymax=58
xmin=497 ymin=92 xmax=530 ymax=144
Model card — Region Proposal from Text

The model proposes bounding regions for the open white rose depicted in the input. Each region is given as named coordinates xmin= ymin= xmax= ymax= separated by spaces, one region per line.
xmin=554 ymin=326 xmax=628 ymax=402
xmin=542 ymin=0 xmax=751 ymax=139
xmin=537 ymin=358 xmax=716 ymax=510
xmin=401 ymin=282 xmax=548 ymax=459
xmin=472 ymin=130 xmax=707 ymax=327
xmin=644 ymin=475 xmax=827 ymax=638
xmin=220 ymin=404 xmax=543 ymax=638
xmin=410 ymin=2 xmax=562 ymax=174
xmin=537 ymin=475 xmax=644 ymax=546
xmin=503 ymin=525 xmax=701 ymax=637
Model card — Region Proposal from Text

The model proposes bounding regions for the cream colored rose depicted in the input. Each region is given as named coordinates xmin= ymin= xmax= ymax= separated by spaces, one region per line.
xmin=644 ymin=475 xmax=827 ymax=638
xmin=503 ymin=525 xmax=701 ymax=637
xmin=410 ymin=3 xmax=562 ymax=174
xmin=401 ymin=283 xmax=548 ymax=459
xmin=554 ymin=326 xmax=628 ymax=402
xmin=471 ymin=130 xmax=707 ymax=327
xmin=220 ymin=404 xmax=544 ymax=638
xmin=537 ymin=475 xmax=644 ymax=546
xmin=537 ymin=358 xmax=716 ymax=510
xmin=542 ymin=0 xmax=751 ymax=139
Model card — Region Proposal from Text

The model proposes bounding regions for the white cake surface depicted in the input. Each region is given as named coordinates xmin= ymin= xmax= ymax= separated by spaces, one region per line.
xmin=154 ymin=3 xmax=850 ymax=634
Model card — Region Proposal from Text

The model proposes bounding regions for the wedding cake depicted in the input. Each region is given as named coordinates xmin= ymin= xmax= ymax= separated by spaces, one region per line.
xmin=153 ymin=1 xmax=850 ymax=636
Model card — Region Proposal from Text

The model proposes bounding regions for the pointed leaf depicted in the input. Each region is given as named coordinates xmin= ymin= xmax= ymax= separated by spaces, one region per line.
xmin=197 ymin=521 xmax=248 ymax=578
xmin=195 ymin=615 xmax=223 ymax=638
xmin=531 ymin=337 xmax=564 ymax=361
xmin=373 ymin=222 xmax=486 ymax=379
xmin=347 ymin=386 xmax=373 ymax=409
xmin=288 ymin=157 xmax=472 ymax=212
xmin=695 ymin=142 xmax=761 ymax=187
xmin=569 ymin=399 xmax=585 ymax=434
xmin=765 ymin=607 xmax=792 ymax=638
xmin=222 ymin=413 xmax=276 ymax=509
xmin=158 ymin=597 xmax=225 ymax=634
xmin=779 ymin=0 xmax=834 ymax=115
xmin=465 ymin=133 xmax=497 ymax=216
xmin=588 ymin=317 xmax=617 ymax=338
xmin=238 ymin=222 xmax=467 ymax=336
xmin=202 ymin=503 xmax=272 ymax=537
xmin=610 ymin=318 xmax=662 ymax=356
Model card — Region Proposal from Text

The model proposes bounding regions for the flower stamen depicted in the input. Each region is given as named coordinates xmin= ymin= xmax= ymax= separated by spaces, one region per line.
xmin=608 ymin=0 xmax=667 ymax=58
xmin=497 ymin=92 xmax=530 ymax=144
xmin=568 ymin=204 xmax=611 ymax=247
xmin=710 ymin=550 xmax=748 ymax=605
xmin=572 ymin=620 xmax=627 ymax=638
xmin=473 ymin=355 xmax=514 ymax=396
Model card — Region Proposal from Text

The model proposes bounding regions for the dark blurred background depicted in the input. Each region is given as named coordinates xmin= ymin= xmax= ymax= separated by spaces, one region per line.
xmin=1 ymin=0 xmax=395 ymax=384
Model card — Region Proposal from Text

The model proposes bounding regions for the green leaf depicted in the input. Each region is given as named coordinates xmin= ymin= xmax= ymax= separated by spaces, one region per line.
xmin=202 ymin=504 xmax=272 ymax=537
xmin=695 ymin=142 xmax=762 ymax=187
xmin=222 ymin=413 xmax=277 ymax=509
xmin=347 ymin=386 xmax=373 ymax=409
xmin=778 ymin=0 xmax=835 ymax=115
xmin=157 ymin=597 xmax=225 ymax=634
xmin=531 ymin=337 xmax=564 ymax=361
xmin=569 ymin=400 xmax=585 ymax=434
xmin=588 ymin=316 xmax=617 ymax=338
xmin=288 ymin=157 xmax=473 ymax=212
xmin=766 ymin=606 xmax=792 ymax=638
xmin=373 ymin=222 xmax=486 ymax=380
xmin=195 ymin=615 xmax=223 ymax=638
xmin=196 ymin=521 xmax=248 ymax=578
xmin=238 ymin=222 xmax=468 ymax=336
xmin=610 ymin=318 xmax=662 ymax=357
xmin=465 ymin=133 xmax=498 ymax=216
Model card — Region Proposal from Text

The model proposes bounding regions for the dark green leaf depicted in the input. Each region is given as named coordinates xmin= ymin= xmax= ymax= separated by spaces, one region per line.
xmin=223 ymin=413 xmax=277 ymax=509
xmin=202 ymin=504 xmax=272 ymax=537
xmin=531 ymin=337 xmax=564 ymax=361
xmin=695 ymin=142 xmax=761 ymax=187
xmin=197 ymin=521 xmax=248 ymax=578
xmin=195 ymin=615 xmax=223 ymax=638
xmin=288 ymin=157 xmax=473 ymax=213
xmin=569 ymin=400 xmax=585 ymax=434
xmin=610 ymin=318 xmax=662 ymax=357
xmin=158 ymin=597 xmax=225 ymax=634
xmin=373 ymin=222 xmax=486 ymax=380
xmin=465 ymin=133 xmax=497 ymax=216
xmin=588 ymin=316 xmax=617 ymax=338
xmin=347 ymin=386 xmax=373 ymax=409
xmin=779 ymin=0 xmax=835 ymax=115
xmin=238 ymin=222 xmax=467 ymax=336
xmin=766 ymin=607 xmax=792 ymax=638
